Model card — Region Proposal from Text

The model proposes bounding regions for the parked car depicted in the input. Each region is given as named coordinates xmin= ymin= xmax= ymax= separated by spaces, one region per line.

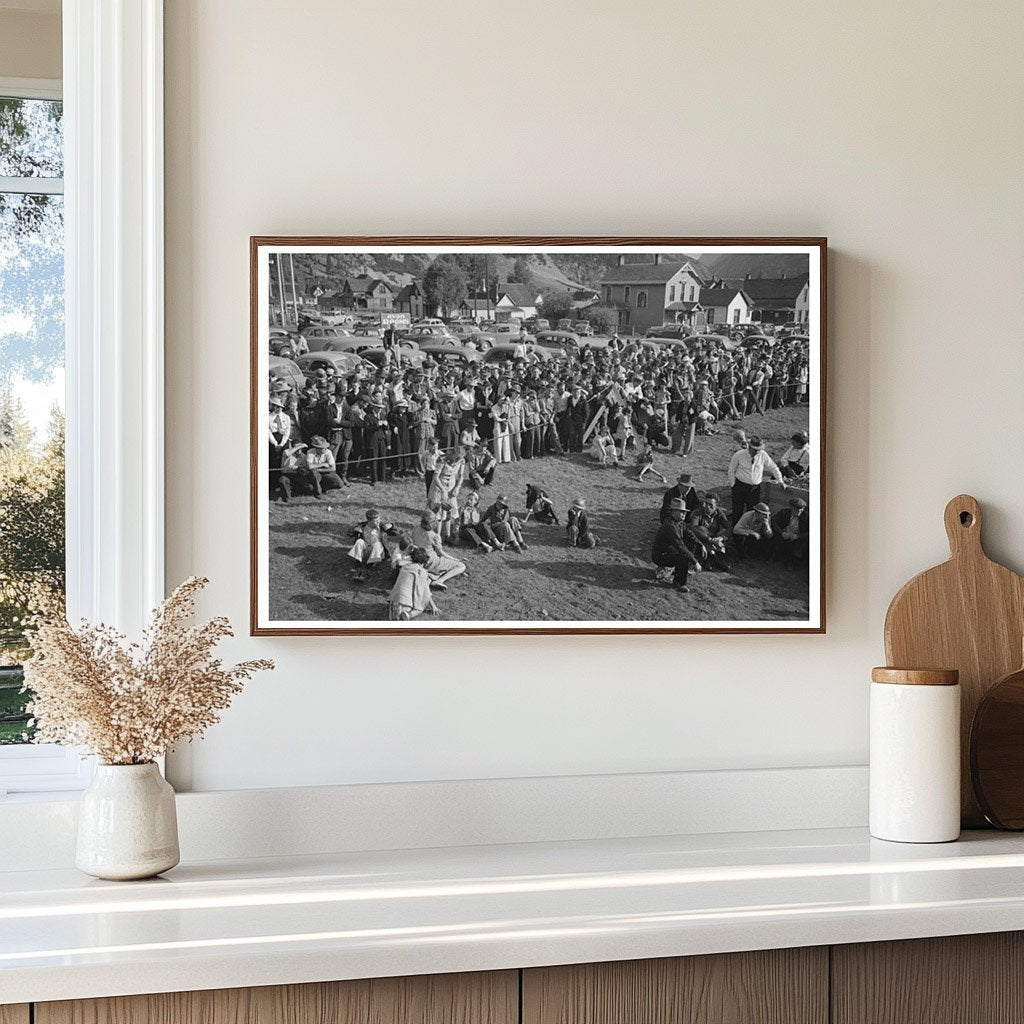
xmin=464 ymin=331 xmax=496 ymax=351
xmin=414 ymin=317 xmax=446 ymax=328
xmin=556 ymin=318 xmax=573 ymax=331
xmin=534 ymin=330 xmax=581 ymax=353
xmin=268 ymin=355 xmax=306 ymax=393
xmin=359 ymin=346 xmax=427 ymax=368
xmin=403 ymin=324 xmax=455 ymax=343
xmin=418 ymin=342 xmax=482 ymax=366
xmin=304 ymin=325 xmax=356 ymax=351
xmin=293 ymin=351 xmax=365 ymax=378
xmin=525 ymin=317 xmax=550 ymax=333
xmin=269 ymin=333 xmax=300 ymax=359
xmin=448 ymin=323 xmax=479 ymax=340
xmin=621 ymin=339 xmax=662 ymax=357
xmin=488 ymin=323 xmax=535 ymax=343
xmin=482 ymin=343 xmax=554 ymax=365
xmin=646 ymin=323 xmax=693 ymax=341
xmin=572 ymin=321 xmax=595 ymax=337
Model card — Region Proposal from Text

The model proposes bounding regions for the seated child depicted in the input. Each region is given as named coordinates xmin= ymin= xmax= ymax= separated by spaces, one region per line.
xmin=636 ymin=439 xmax=668 ymax=484
xmin=387 ymin=547 xmax=439 ymax=620
xmin=524 ymin=484 xmax=559 ymax=524
xmin=412 ymin=511 xmax=467 ymax=590
xmin=480 ymin=494 xmax=527 ymax=553
xmin=348 ymin=509 xmax=391 ymax=581
xmin=566 ymin=498 xmax=598 ymax=548
xmin=591 ymin=427 xmax=619 ymax=467
xmin=459 ymin=492 xmax=494 ymax=553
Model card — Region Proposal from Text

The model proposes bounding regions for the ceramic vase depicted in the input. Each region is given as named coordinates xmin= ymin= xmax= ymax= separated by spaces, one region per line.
xmin=76 ymin=762 xmax=180 ymax=880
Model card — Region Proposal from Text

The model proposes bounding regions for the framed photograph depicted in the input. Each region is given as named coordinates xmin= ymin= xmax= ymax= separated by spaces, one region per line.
xmin=251 ymin=237 xmax=826 ymax=635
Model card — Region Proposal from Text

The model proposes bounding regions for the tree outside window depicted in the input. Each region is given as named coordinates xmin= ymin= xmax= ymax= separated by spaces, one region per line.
xmin=0 ymin=94 xmax=65 ymax=745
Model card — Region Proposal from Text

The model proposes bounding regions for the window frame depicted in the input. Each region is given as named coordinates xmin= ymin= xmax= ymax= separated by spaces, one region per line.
xmin=0 ymin=0 xmax=165 ymax=797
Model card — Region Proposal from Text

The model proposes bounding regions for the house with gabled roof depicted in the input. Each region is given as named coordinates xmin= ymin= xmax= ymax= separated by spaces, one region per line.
xmin=338 ymin=275 xmax=394 ymax=312
xmin=731 ymin=274 xmax=810 ymax=325
xmin=600 ymin=256 xmax=709 ymax=332
xmin=394 ymin=281 xmax=427 ymax=319
xmin=493 ymin=283 xmax=542 ymax=323
xmin=698 ymin=286 xmax=754 ymax=327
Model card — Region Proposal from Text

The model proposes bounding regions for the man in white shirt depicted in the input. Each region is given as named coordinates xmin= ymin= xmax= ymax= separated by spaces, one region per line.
xmin=727 ymin=436 xmax=785 ymax=526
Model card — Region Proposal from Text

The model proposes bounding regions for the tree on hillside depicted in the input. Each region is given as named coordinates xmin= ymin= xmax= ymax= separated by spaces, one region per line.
xmin=423 ymin=256 xmax=468 ymax=316
xmin=582 ymin=305 xmax=618 ymax=335
xmin=509 ymin=257 xmax=535 ymax=289
xmin=537 ymin=288 xmax=576 ymax=325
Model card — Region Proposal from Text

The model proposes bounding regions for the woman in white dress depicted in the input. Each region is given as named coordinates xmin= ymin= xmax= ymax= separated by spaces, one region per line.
xmin=491 ymin=396 xmax=512 ymax=464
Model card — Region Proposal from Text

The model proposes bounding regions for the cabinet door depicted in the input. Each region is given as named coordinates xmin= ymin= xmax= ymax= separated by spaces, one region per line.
xmin=832 ymin=932 xmax=1024 ymax=1024
xmin=0 ymin=1007 xmax=30 ymax=1024
xmin=523 ymin=948 xmax=828 ymax=1024
xmin=36 ymin=971 xmax=518 ymax=1024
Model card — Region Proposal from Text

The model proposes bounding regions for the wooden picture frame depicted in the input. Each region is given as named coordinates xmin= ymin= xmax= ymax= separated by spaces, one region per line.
xmin=251 ymin=237 xmax=827 ymax=635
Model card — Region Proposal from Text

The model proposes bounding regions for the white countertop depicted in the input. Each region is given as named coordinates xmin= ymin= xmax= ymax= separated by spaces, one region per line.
xmin=4 ymin=826 xmax=1024 ymax=1004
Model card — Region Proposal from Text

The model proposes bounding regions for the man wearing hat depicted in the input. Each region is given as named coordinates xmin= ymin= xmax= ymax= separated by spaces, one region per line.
xmin=660 ymin=472 xmax=700 ymax=523
xmin=727 ymin=435 xmax=786 ymax=527
xmin=773 ymin=497 xmax=810 ymax=565
xmin=304 ymin=435 xmax=343 ymax=496
xmin=566 ymin=498 xmax=597 ymax=549
xmin=364 ymin=396 xmax=390 ymax=486
xmin=388 ymin=398 xmax=414 ymax=476
xmin=687 ymin=494 xmax=732 ymax=572
xmin=563 ymin=385 xmax=591 ymax=453
xmin=780 ymin=430 xmax=811 ymax=478
xmin=651 ymin=497 xmax=702 ymax=592
xmin=506 ymin=383 xmax=524 ymax=461
xmin=276 ymin=441 xmax=309 ymax=502
xmin=733 ymin=501 xmax=774 ymax=558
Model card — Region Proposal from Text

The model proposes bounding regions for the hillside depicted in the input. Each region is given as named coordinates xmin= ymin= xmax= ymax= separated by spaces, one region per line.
xmin=274 ymin=249 xmax=810 ymax=301
xmin=698 ymin=251 xmax=810 ymax=281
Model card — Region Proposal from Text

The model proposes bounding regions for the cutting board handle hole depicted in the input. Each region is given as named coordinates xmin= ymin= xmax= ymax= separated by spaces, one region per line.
xmin=960 ymin=511 xmax=974 ymax=527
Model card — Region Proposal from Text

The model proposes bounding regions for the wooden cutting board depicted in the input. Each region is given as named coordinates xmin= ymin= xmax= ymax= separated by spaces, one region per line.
xmin=884 ymin=494 xmax=1024 ymax=826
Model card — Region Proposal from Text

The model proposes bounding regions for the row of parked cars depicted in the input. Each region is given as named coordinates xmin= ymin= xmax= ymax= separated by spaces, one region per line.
xmin=267 ymin=316 xmax=626 ymax=395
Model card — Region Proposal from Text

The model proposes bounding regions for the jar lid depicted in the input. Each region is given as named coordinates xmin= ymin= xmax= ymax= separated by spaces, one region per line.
xmin=871 ymin=667 xmax=959 ymax=686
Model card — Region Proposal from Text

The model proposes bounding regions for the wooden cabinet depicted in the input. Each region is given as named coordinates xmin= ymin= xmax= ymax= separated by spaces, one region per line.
xmin=34 ymin=971 xmax=518 ymax=1024
xmin=13 ymin=933 xmax=1024 ymax=1024
xmin=831 ymin=932 xmax=1024 ymax=1024
xmin=522 ymin=948 xmax=828 ymax=1024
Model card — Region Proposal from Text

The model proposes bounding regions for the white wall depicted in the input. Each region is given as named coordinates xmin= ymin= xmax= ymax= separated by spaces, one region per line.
xmin=164 ymin=0 xmax=1024 ymax=792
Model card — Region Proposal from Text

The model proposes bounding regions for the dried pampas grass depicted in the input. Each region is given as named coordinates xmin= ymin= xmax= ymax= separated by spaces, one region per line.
xmin=23 ymin=577 xmax=273 ymax=765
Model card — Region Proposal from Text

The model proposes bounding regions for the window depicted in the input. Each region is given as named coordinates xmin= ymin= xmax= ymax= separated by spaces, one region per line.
xmin=668 ymin=285 xmax=676 ymax=302
xmin=636 ymin=290 xmax=647 ymax=309
xmin=604 ymin=286 xmax=611 ymax=302
xmin=687 ymin=284 xmax=695 ymax=301
xmin=0 ymin=88 xmax=65 ymax=751
xmin=733 ymin=307 xmax=742 ymax=324
xmin=624 ymin=286 xmax=630 ymax=303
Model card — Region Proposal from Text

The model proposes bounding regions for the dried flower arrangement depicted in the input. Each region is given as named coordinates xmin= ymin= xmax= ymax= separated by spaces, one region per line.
xmin=22 ymin=577 xmax=273 ymax=765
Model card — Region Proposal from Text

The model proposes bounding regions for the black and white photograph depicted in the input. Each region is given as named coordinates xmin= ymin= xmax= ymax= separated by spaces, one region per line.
xmin=251 ymin=239 xmax=825 ymax=634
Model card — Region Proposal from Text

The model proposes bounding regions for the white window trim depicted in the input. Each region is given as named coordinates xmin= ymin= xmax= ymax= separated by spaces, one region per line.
xmin=0 ymin=1 xmax=165 ymax=797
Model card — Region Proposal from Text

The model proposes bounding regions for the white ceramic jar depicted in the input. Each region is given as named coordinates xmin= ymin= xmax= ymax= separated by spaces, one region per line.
xmin=76 ymin=762 xmax=180 ymax=880
xmin=870 ymin=667 xmax=961 ymax=843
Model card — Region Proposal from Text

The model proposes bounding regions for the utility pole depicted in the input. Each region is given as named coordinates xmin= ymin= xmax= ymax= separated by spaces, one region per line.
xmin=274 ymin=254 xmax=287 ymax=326
xmin=288 ymin=253 xmax=299 ymax=323
xmin=484 ymin=254 xmax=492 ymax=321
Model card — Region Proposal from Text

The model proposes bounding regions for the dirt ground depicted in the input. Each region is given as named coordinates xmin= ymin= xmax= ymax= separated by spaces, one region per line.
xmin=267 ymin=404 xmax=811 ymax=624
